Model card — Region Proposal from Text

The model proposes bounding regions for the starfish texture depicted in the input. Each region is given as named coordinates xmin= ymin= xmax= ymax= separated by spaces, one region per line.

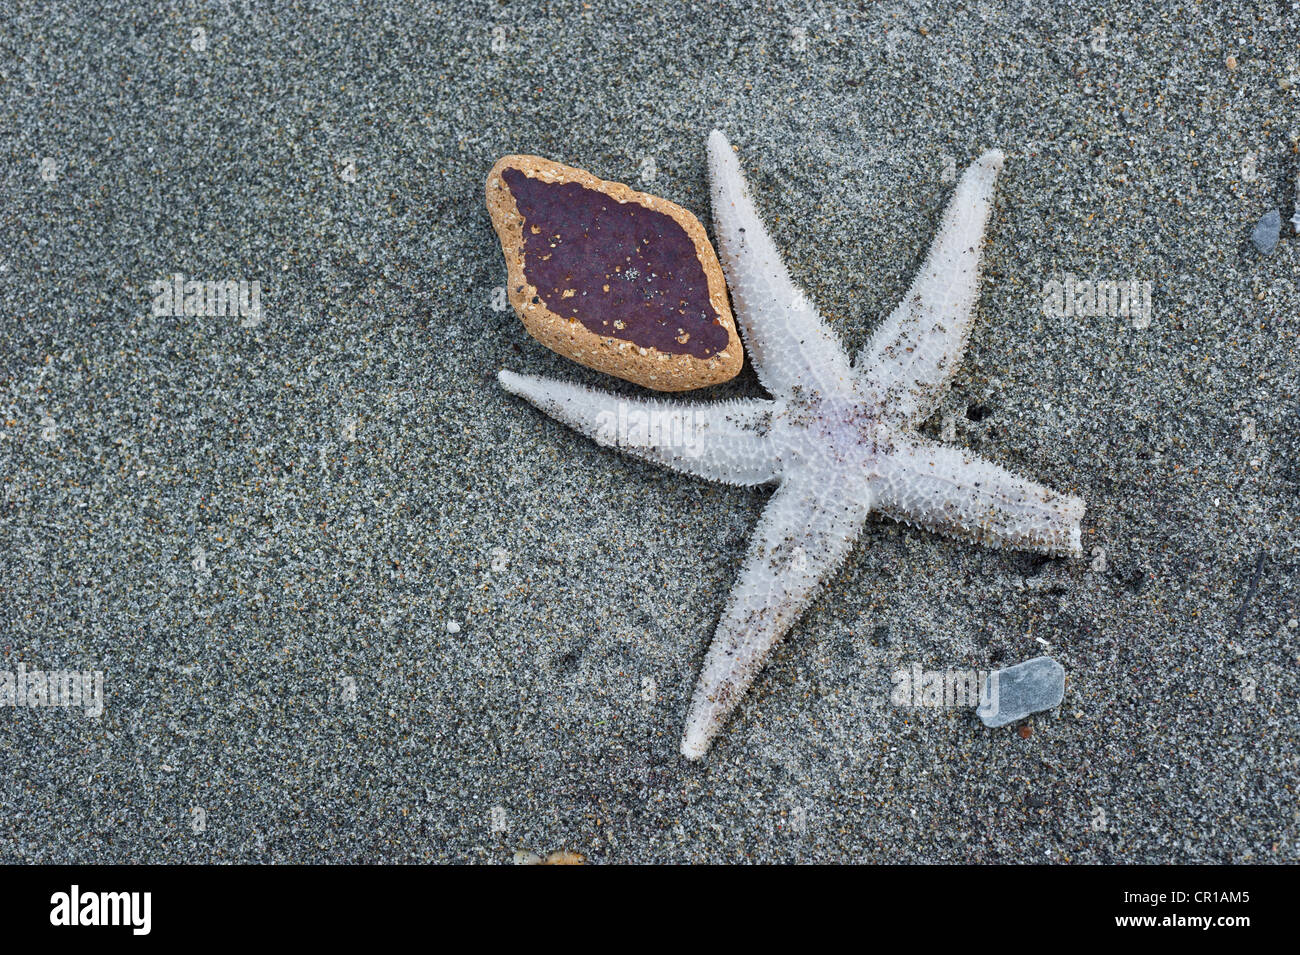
xmin=499 ymin=130 xmax=1086 ymax=760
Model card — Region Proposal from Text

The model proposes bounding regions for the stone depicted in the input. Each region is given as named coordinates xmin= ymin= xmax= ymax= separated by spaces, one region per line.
xmin=1251 ymin=208 xmax=1280 ymax=256
xmin=977 ymin=655 xmax=1066 ymax=727
xmin=486 ymin=155 xmax=743 ymax=391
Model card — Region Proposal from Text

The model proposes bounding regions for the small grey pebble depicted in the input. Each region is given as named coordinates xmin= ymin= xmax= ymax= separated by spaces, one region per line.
xmin=978 ymin=656 xmax=1066 ymax=728
xmin=1251 ymin=209 xmax=1281 ymax=255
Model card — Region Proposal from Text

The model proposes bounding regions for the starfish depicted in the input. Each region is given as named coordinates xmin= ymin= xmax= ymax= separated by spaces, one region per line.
xmin=498 ymin=130 xmax=1085 ymax=760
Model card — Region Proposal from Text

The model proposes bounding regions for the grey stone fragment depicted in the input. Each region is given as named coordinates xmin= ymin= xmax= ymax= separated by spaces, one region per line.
xmin=978 ymin=656 xmax=1066 ymax=727
xmin=1252 ymin=209 xmax=1280 ymax=255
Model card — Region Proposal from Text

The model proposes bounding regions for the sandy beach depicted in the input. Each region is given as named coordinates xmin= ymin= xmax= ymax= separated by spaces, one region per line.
xmin=0 ymin=0 xmax=1296 ymax=862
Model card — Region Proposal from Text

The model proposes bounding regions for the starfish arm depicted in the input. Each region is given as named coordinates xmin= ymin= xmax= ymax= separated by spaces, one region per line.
xmin=498 ymin=369 xmax=780 ymax=486
xmin=680 ymin=474 xmax=872 ymax=759
xmin=855 ymin=150 xmax=1005 ymax=427
xmin=707 ymin=130 xmax=855 ymax=400
xmin=871 ymin=432 xmax=1084 ymax=557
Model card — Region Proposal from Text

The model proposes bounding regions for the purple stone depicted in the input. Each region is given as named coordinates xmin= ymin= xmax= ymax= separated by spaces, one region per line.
xmin=502 ymin=167 xmax=728 ymax=359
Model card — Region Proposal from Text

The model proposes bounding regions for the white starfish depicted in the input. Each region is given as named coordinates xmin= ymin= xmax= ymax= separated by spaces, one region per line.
xmin=499 ymin=130 xmax=1085 ymax=760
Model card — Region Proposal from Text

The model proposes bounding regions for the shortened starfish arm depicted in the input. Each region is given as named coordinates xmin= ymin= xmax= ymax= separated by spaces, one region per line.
xmin=871 ymin=431 xmax=1084 ymax=557
xmin=498 ymin=369 xmax=780 ymax=487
